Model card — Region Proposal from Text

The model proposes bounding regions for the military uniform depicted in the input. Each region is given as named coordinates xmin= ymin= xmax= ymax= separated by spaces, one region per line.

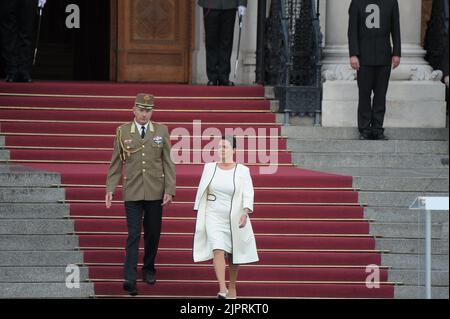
xmin=106 ymin=94 xmax=176 ymax=287
xmin=0 ymin=0 xmax=37 ymax=82
xmin=198 ymin=0 xmax=248 ymax=85
xmin=348 ymin=0 xmax=401 ymax=138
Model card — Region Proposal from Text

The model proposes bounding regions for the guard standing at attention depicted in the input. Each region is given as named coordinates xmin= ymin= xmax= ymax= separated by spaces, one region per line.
xmin=348 ymin=0 xmax=402 ymax=140
xmin=198 ymin=0 xmax=247 ymax=86
xmin=106 ymin=94 xmax=176 ymax=296
xmin=0 ymin=0 xmax=46 ymax=82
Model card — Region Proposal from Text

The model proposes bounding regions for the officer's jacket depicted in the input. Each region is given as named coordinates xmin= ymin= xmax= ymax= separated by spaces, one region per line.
xmin=106 ymin=122 xmax=176 ymax=202
xmin=348 ymin=0 xmax=401 ymax=66
xmin=198 ymin=0 xmax=247 ymax=10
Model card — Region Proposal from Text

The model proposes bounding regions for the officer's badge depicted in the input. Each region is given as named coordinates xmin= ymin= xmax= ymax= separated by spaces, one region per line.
xmin=153 ymin=136 xmax=163 ymax=146
xmin=124 ymin=139 xmax=133 ymax=145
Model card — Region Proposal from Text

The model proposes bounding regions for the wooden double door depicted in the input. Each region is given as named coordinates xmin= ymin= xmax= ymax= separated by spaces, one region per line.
xmin=111 ymin=0 xmax=195 ymax=83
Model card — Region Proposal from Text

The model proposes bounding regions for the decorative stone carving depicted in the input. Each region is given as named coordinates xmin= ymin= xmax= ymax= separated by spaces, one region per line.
xmin=410 ymin=66 xmax=443 ymax=81
xmin=322 ymin=64 xmax=357 ymax=81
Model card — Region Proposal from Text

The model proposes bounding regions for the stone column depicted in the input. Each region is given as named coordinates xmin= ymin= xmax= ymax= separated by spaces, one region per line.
xmin=192 ymin=1 xmax=258 ymax=85
xmin=320 ymin=0 xmax=446 ymax=128
xmin=393 ymin=0 xmax=436 ymax=81
xmin=321 ymin=0 xmax=355 ymax=81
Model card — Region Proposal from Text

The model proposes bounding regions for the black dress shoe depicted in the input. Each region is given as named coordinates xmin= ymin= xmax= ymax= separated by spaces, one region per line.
xmin=143 ymin=272 xmax=156 ymax=285
xmin=219 ymin=80 xmax=235 ymax=86
xmin=123 ymin=280 xmax=138 ymax=296
xmin=5 ymin=73 xmax=18 ymax=82
xmin=207 ymin=80 xmax=217 ymax=86
xmin=373 ymin=132 xmax=388 ymax=140
xmin=359 ymin=133 xmax=372 ymax=140
xmin=18 ymin=72 xmax=32 ymax=83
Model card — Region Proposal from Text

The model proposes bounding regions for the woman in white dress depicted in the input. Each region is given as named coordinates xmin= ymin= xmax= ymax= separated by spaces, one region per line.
xmin=193 ymin=136 xmax=259 ymax=299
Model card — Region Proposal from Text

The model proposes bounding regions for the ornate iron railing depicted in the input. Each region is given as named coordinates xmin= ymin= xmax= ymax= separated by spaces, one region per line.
xmin=256 ymin=0 xmax=323 ymax=125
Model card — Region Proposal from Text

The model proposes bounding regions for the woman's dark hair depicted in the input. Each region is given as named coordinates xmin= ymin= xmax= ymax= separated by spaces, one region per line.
xmin=222 ymin=135 xmax=237 ymax=150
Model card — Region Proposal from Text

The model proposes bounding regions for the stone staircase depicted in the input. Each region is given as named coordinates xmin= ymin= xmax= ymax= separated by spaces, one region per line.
xmin=0 ymin=137 xmax=94 ymax=298
xmin=1 ymin=117 xmax=448 ymax=298
xmin=280 ymin=124 xmax=449 ymax=299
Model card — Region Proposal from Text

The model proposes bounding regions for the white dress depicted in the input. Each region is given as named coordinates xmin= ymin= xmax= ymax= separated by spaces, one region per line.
xmin=205 ymin=166 xmax=236 ymax=254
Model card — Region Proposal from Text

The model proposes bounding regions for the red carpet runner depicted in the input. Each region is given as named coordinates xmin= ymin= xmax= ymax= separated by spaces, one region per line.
xmin=0 ymin=81 xmax=394 ymax=298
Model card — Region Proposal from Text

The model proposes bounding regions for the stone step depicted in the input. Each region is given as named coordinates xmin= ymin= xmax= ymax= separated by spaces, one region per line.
xmin=276 ymin=114 xmax=316 ymax=126
xmin=0 ymin=283 xmax=94 ymax=298
xmin=0 ymin=251 xmax=84 ymax=266
xmin=303 ymin=167 xmax=449 ymax=191
xmin=0 ymin=165 xmax=60 ymax=187
xmin=322 ymin=101 xmax=446 ymax=128
xmin=360 ymin=192 xmax=449 ymax=208
xmin=293 ymin=153 xmax=448 ymax=169
xmin=265 ymin=86 xmax=275 ymax=100
xmin=0 ymin=188 xmax=65 ymax=203
xmin=371 ymin=223 xmax=448 ymax=239
xmin=376 ymin=238 xmax=449 ymax=255
xmin=354 ymin=176 xmax=449 ymax=192
xmin=0 ymin=150 xmax=9 ymax=160
xmin=281 ymin=127 xmax=449 ymax=141
xmin=395 ymin=286 xmax=449 ymax=299
xmin=0 ymin=235 xmax=78 ymax=250
xmin=389 ymin=270 xmax=449 ymax=287
xmin=382 ymin=253 xmax=449 ymax=271
xmin=0 ymin=204 xmax=69 ymax=219
xmin=365 ymin=207 xmax=449 ymax=224
xmin=287 ymin=140 xmax=448 ymax=155
xmin=0 ymin=266 xmax=89 ymax=283
xmin=0 ymin=220 xmax=74 ymax=235
xmin=303 ymin=167 xmax=449 ymax=179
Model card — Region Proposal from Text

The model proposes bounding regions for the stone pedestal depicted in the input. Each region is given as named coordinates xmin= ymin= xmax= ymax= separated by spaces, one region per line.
xmin=322 ymin=81 xmax=447 ymax=128
xmin=321 ymin=0 xmax=447 ymax=128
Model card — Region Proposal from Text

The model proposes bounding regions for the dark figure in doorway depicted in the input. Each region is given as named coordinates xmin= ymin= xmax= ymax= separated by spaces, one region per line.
xmin=0 ymin=0 xmax=46 ymax=82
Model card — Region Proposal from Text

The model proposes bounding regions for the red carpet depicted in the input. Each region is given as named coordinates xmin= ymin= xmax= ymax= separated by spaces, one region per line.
xmin=0 ymin=81 xmax=394 ymax=298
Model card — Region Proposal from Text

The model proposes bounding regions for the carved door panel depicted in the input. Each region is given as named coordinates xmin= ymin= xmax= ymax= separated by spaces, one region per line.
xmin=116 ymin=0 xmax=194 ymax=83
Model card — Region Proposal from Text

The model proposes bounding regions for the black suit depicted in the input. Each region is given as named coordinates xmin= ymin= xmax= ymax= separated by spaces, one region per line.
xmin=202 ymin=8 xmax=237 ymax=84
xmin=0 ymin=0 xmax=37 ymax=78
xmin=198 ymin=0 xmax=247 ymax=84
xmin=348 ymin=0 xmax=401 ymax=135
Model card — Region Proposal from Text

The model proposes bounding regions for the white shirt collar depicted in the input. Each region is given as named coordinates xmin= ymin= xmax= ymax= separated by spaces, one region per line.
xmin=135 ymin=120 xmax=149 ymax=133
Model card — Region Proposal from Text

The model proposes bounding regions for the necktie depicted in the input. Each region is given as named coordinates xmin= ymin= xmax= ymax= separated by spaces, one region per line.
xmin=141 ymin=126 xmax=146 ymax=139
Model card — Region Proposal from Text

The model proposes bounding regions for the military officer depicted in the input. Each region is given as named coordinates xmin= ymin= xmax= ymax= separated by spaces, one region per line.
xmin=0 ymin=0 xmax=46 ymax=82
xmin=348 ymin=0 xmax=401 ymax=140
xmin=105 ymin=93 xmax=176 ymax=296
xmin=198 ymin=0 xmax=247 ymax=86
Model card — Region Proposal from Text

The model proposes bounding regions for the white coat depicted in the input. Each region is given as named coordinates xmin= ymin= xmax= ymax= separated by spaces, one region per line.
xmin=193 ymin=162 xmax=259 ymax=264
